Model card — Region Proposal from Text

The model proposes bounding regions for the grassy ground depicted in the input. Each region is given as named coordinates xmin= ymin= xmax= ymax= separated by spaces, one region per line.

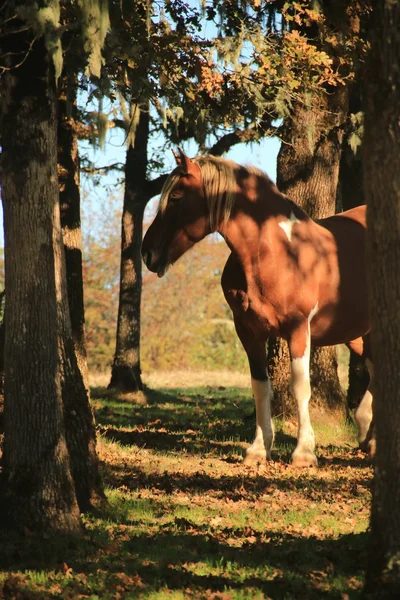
xmin=0 ymin=371 xmax=372 ymax=599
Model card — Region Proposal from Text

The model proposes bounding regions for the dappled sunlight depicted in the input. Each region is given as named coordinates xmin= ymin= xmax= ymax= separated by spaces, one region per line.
xmin=0 ymin=375 xmax=372 ymax=598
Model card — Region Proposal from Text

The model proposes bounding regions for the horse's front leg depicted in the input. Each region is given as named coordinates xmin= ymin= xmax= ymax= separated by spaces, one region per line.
xmin=235 ymin=324 xmax=274 ymax=465
xmin=244 ymin=373 xmax=275 ymax=465
xmin=288 ymin=325 xmax=318 ymax=468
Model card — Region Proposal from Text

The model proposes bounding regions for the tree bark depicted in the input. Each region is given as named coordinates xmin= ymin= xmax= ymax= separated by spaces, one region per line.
xmin=269 ymin=87 xmax=347 ymax=417
xmin=0 ymin=36 xmax=81 ymax=533
xmin=58 ymin=72 xmax=88 ymax=382
xmin=362 ymin=2 xmax=400 ymax=597
xmin=109 ymin=107 xmax=149 ymax=392
xmin=0 ymin=291 xmax=4 ymax=426
xmin=338 ymin=81 xmax=370 ymax=412
xmin=58 ymin=72 xmax=105 ymax=511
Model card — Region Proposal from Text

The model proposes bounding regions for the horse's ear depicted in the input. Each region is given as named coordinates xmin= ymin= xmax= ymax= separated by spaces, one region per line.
xmin=172 ymin=148 xmax=181 ymax=165
xmin=172 ymin=147 xmax=193 ymax=172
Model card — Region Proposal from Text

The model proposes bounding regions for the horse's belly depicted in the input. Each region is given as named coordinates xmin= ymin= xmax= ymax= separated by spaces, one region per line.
xmin=310 ymin=305 xmax=370 ymax=346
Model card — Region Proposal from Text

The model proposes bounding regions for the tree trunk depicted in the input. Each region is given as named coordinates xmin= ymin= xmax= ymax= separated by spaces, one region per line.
xmin=269 ymin=87 xmax=347 ymax=417
xmin=109 ymin=107 xmax=149 ymax=392
xmin=338 ymin=81 xmax=370 ymax=412
xmin=0 ymin=37 xmax=81 ymax=534
xmin=362 ymin=3 xmax=400 ymax=596
xmin=0 ymin=291 xmax=4 ymax=427
xmin=58 ymin=72 xmax=105 ymax=511
xmin=58 ymin=72 xmax=88 ymax=382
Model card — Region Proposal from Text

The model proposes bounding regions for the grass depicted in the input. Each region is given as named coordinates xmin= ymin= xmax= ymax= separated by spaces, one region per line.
xmin=0 ymin=370 xmax=372 ymax=599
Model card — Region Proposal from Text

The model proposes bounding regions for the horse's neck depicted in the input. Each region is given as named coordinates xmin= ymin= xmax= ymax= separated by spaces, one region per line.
xmin=219 ymin=188 xmax=305 ymax=263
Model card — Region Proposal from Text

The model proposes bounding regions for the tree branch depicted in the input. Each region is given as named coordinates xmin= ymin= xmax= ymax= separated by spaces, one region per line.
xmin=145 ymin=173 xmax=168 ymax=200
xmin=208 ymin=117 xmax=278 ymax=157
xmin=81 ymin=162 xmax=125 ymax=175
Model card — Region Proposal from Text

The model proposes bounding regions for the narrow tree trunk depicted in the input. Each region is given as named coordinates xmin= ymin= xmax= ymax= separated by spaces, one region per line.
xmin=269 ymin=88 xmax=347 ymax=417
xmin=338 ymin=94 xmax=370 ymax=411
xmin=58 ymin=72 xmax=105 ymax=510
xmin=338 ymin=80 xmax=370 ymax=410
xmin=0 ymin=37 xmax=81 ymax=533
xmin=362 ymin=3 xmax=400 ymax=596
xmin=109 ymin=107 xmax=149 ymax=392
xmin=58 ymin=72 xmax=88 ymax=382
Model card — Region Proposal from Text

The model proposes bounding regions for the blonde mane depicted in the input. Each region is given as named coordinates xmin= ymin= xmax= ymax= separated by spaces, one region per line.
xmin=158 ymin=155 xmax=268 ymax=231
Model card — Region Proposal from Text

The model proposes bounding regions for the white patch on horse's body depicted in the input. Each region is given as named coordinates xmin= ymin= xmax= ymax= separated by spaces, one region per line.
xmin=244 ymin=377 xmax=274 ymax=464
xmin=290 ymin=302 xmax=319 ymax=467
xmin=278 ymin=211 xmax=301 ymax=242
xmin=355 ymin=359 xmax=374 ymax=450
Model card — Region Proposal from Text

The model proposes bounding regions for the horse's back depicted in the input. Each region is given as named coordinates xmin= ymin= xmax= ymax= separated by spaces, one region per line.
xmin=311 ymin=204 xmax=369 ymax=345
xmin=318 ymin=204 xmax=366 ymax=230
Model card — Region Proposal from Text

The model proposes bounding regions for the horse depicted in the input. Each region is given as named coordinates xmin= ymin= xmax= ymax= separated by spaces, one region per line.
xmin=142 ymin=149 xmax=374 ymax=467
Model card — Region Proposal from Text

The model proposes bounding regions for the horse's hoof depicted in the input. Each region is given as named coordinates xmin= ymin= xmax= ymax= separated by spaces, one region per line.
xmin=291 ymin=451 xmax=318 ymax=468
xmin=359 ymin=438 xmax=376 ymax=458
xmin=243 ymin=449 xmax=268 ymax=466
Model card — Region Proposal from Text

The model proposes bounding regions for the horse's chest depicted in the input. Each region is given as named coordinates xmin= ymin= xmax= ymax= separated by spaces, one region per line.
xmin=221 ymin=255 xmax=283 ymax=333
xmin=223 ymin=286 xmax=279 ymax=335
xmin=224 ymin=288 xmax=250 ymax=314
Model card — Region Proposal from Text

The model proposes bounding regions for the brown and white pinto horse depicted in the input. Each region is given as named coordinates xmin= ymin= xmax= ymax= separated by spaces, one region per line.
xmin=142 ymin=150 xmax=373 ymax=467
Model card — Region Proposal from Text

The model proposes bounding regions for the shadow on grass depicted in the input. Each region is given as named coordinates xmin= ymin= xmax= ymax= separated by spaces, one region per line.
xmin=93 ymin=385 xmax=370 ymax=466
xmin=120 ymin=529 xmax=368 ymax=599
xmin=101 ymin=460 xmax=371 ymax=504
xmin=93 ymin=385 xmax=255 ymax=433
xmin=0 ymin=382 xmax=370 ymax=599
xmin=97 ymin=424 xmax=297 ymax=460
xmin=0 ymin=524 xmax=367 ymax=600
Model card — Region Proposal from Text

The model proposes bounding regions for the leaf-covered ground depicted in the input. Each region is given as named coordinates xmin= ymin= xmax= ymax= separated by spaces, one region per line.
xmin=0 ymin=373 xmax=372 ymax=599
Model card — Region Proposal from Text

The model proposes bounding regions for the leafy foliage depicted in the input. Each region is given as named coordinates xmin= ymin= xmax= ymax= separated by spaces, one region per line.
xmin=0 ymin=1 xmax=110 ymax=79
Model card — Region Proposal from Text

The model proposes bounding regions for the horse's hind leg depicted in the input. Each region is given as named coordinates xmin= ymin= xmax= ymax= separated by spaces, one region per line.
xmin=347 ymin=336 xmax=375 ymax=455
xmin=288 ymin=323 xmax=318 ymax=468
xmin=354 ymin=359 xmax=374 ymax=454
xmin=234 ymin=322 xmax=274 ymax=465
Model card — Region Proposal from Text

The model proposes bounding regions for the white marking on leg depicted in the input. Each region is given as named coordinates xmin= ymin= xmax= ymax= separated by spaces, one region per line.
xmin=355 ymin=359 xmax=374 ymax=448
xmin=244 ymin=377 xmax=274 ymax=464
xmin=291 ymin=303 xmax=318 ymax=467
xmin=278 ymin=211 xmax=301 ymax=242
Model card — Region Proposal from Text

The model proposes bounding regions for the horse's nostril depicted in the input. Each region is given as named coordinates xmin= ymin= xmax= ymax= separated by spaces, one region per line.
xmin=142 ymin=250 xmax=151 ymax=266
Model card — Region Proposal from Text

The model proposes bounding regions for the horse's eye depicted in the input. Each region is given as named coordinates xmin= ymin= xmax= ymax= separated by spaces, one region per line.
xmin=169 ymin=192 xmax=181 ymax=203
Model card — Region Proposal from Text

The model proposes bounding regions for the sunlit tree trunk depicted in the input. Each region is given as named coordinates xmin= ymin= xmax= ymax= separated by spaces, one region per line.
xmin=269 ymin=87 xmax=347 ymax=416
xmin=58 ymin=72 xmax=105 ymax=510
xmin=0 ymin=37 xmax=81 ymax=533
xmin=362 ymin=2 xmax=400 ymax=596
xmin=109 ymin=107 xmax=149 ymax=391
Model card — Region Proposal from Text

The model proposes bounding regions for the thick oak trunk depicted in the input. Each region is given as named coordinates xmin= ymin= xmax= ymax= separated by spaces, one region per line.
xmin=0 ymin=292 xmax=4 ymax=426
xmin=109 ymin=108 xmax=149 ymax=392
xmin=0 ymin=37 xmax=81 ymax=533
xmin=269 ymin=88 xmax=347 ymax=416
xmin=362 ymin=3 xmax=400 ymax=596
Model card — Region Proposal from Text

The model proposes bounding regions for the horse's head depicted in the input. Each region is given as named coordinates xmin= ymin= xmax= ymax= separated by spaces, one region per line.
xmin=142 ymin=149 xmax=211 ymax=277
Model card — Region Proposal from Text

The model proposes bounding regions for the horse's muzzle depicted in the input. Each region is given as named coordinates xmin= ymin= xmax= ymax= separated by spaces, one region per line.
xmin=142 ymin=250 xmax=169 ymax=278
